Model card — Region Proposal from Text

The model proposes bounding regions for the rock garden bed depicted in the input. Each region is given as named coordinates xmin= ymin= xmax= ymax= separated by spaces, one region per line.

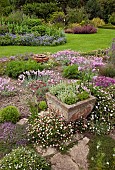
xmin=0 ymin=50 xmax=115 ymax=169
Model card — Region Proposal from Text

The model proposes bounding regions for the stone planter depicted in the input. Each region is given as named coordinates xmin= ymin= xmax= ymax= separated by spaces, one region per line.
xmin=46 ymin=92 xmax=96 ymax=122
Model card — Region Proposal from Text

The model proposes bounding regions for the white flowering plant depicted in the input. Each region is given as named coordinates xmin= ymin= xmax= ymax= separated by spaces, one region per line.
xmin=27 ymin=112 xmax=74 ymax=151
xmin=0 ymin=147 xmax=51 ymax=170
xmin=83 ymin=84 xmax=115 ymax=135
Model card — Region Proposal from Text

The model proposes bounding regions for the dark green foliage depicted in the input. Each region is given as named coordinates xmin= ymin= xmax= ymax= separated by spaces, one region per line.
xmin=97 ymin=0 xmax=115 ymax=23
xmin=0 ymin=106 xmax=20 ymax=123
xmin=109 ymin=12 xmax=115 ymax=25
xmin=62 ymin=64 xmax=81 ymax=79
xmin=66 ymin=7 xmax=88 ymax=24
xmin=0 ymin=147 xmax=51 ymax=170
xmin=2 ymin=5 xmax=14 ymax=16
xmin=88 ymin=135 xmax=115 ymax=170
xmin=6 ymin=60 xmax=45 ymax=78
xmin=22 ymin=2 xmax=59 ymax=20
xmin=0 ymin=25 xmax=8 ymax=34
xmin=31 ymin=25 xmax=47 ymax=36
xmin=22 ymin=18 xmax=43 ymax=29
xmin=0 ymin=34 xmax=13 ymax=46
xmin=85 ymin=0 xmax=102 ymax=20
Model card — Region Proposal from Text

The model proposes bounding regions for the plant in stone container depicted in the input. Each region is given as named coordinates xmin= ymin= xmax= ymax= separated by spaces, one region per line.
xmin=49 ymin=82 xmax=90 ymax=105
xmin=47 ymin=82 xmax=96 ymax=121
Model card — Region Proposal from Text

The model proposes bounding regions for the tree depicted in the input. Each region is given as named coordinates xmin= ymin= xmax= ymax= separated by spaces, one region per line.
xmin=97 ymin=0 xmax=115 ymax=22
xmin=85 ymin=0 xmax=102 ymax=19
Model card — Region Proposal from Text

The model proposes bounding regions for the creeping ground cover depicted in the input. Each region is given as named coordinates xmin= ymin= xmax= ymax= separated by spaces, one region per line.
xmin=0 ymin=43 xmax=115 ymax=169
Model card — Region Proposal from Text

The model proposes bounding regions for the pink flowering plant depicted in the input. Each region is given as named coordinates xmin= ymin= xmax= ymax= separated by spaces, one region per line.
xmin=52 ymin=50 xmax=105 ymax=71
xmin=0 ymin=77 xmax=16 ymax=96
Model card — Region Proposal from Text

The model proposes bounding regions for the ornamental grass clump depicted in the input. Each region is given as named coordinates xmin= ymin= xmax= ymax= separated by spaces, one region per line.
xmin=49 ymin=82 xmax=90 ymax=105
xmin=0 ymin=147 xmax=51 ymax=170
xmin=98 ymin=63 xmax=115 ymax=78
xmin=27 ymin=112 xmax=74 ymax=150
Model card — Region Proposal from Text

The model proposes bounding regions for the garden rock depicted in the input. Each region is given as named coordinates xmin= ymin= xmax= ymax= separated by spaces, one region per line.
xmin=51 ymin=153 xmax=79 ymax=170
xmin=17 ymin=118 xmax=28 ymax=125
xmin=36 ymin=146 xmax=57 ymax=157
xmin=69 ymin=137 xmax=89 ymax=170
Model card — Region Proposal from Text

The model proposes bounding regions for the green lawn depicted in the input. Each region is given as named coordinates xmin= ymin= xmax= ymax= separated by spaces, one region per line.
xmin=0 ymin=28 xmax=115 ymax=57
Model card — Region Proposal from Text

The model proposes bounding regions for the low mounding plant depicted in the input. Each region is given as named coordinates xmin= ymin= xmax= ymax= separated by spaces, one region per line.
xmin=73 ymin=24 xmax=97 ymax=34
xmin=27 ymin=112 xmax=74 ymax=150
xmin=49 ymin=82 xmax=90 ymax=105
xmin=62 ymin=64 xmax=81 ymax=79
xmin=6 ymin=60 xmax=45 ymax=78
xmin=88 ymin=135 xmax=115 ymax=170
xmin=0 ymin=106 xmax=20 ymax=123
xmin=91 ymin=17 xmax=105 ymax=27
xmin=0 ymin=147 xmax=51 ymax=170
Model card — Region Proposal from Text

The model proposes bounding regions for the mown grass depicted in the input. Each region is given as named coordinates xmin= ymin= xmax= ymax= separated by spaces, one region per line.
xmin=0 ymin=28 xmax=115 ymax=57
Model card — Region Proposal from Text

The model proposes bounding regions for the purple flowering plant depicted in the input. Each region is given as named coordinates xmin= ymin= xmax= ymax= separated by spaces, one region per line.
xmin=93 ymin=76 xmax=115 ymax=87
xmin=52 ymin=50 xmax=105 ymax=71
xmin=0 ymin=122 xmax=28 ymax=159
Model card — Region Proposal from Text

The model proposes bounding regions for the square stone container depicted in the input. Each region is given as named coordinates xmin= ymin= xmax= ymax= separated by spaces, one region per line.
xmin=46 ymin=92 xmax=96 ymax=122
